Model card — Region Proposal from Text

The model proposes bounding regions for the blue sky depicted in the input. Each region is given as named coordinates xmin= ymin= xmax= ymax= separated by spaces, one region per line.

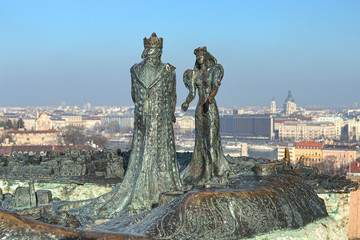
xmin=1 ymin=0 xmax=359 ymax=108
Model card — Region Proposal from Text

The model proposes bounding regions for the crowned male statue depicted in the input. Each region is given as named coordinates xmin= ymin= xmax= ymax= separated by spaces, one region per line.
xmin=76 ymin=33 xmax=182 ymax=219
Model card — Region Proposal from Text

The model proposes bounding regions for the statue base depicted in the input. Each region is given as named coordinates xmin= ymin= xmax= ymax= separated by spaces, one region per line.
xmin=0 ymin=174 xmax=328 ymax=239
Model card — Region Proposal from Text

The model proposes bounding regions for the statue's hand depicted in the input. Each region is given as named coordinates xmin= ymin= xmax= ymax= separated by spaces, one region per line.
xmin=172 ymin=115 xmax=176 ymax=123
xmin=208 ymin=96 xmax=214 ymax=104
xmin=181 ymin=102 xmax=189 ymax=112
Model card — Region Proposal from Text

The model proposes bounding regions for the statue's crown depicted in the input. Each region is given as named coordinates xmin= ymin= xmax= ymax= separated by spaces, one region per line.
xmin=144 ymin=32 xmax=163 ymax=49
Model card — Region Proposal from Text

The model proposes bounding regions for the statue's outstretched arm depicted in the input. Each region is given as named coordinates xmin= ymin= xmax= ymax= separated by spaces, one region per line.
xmin=181 ymin=69 xmax=196 ymax=112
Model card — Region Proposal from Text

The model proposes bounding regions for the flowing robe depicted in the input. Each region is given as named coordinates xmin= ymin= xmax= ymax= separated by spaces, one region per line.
xmin=77 ymin=60 xmax=182 ymax=219
xmin=183 ymin=64 xmax=230 ymax=185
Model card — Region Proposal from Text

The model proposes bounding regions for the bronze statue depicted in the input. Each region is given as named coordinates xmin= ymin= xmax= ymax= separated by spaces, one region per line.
xmin=74 ymin=33 xmax=182 ymax=219
xmin=181 ymin=46 xmax=230 ymax=185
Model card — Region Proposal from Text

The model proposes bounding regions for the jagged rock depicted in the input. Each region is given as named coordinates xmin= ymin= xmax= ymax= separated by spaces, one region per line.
xmin=36 ymin=190 xmax=53 ymax=206
xmin=13 ymin=187 xmax=32 ymax=209
xmin=59 ymin=160 xmax=87 ymax=176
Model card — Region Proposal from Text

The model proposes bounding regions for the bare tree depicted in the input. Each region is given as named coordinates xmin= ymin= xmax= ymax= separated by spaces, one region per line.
xmin=88 ymin=135 xmax=109 ymax=148
xmin=59 ymin=125 xmax=87 ymax=146
xmin=109 ymin=120 xmax=120 ymax=133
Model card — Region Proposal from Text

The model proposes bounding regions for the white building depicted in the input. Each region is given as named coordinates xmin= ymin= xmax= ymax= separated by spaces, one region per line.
xmin=278 ymin=121 xmax=337 ymax=141
xmin=283 ymin=90 xmax=297 ymax=116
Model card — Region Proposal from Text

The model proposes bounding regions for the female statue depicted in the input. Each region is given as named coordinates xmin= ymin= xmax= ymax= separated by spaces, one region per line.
xmin=181 ymin=46 xmax=230 ymax=185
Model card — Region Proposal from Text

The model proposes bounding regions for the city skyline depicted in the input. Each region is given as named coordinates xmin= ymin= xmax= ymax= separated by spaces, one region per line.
xmin=1 ymin=0 xmax=360 ymax=107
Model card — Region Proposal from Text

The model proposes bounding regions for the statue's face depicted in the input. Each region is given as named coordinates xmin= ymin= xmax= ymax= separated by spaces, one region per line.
xmin=142 ymin=48 xmax=162 ymax=59
xmin=196 ymin=54 xmax=205 ymax=65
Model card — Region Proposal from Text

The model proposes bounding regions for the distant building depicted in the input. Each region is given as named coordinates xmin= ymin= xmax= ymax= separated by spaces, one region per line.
xmin=220 ymin=114 xmax=274 ymax=140
xmin=348 ymin=161 xmax=360 ymax=176
xmin=83 ymin=116 xmax=101 ymax=130
xmin=322 ymin=145 xmax=357 ymax=170
xmin=270 ymin=97 xmax=276 ymax=114
xmin=223 ymin=141 xmax=248 ymax=157
xmin=22 ymin=117 xmax=36 ymax=130
xmin=295 ymin=142 xmax=324 ymax=167
xmin=0 ymin=111 xmax=6 ymax=123
xmin=101 ymin=115 xmax=134 ymax=129
xmin=35 ymin=112 xmax=52 ymax=131
xmin=313 ymin=116 xmax=344 ymax=140
xmin=5 ymin=129 xmax=58 ymax=146
xmin=61 ymin=115 xmax=83 ymax=127
xmin=346 ymin=119 xmax=360 ymax=142
xmin=278 ymin=121 xmax=337 ymax=141
xmin=283 ymin=90 xmax=297 ymax=116
xmin=174 ymin=116 xmax=195 ymax=134
xmin=277 ymin=146 xmax=296 ymax=165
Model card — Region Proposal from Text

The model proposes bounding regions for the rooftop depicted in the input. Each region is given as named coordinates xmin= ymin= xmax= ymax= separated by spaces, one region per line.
xmin=296 ymin=142 xmax=324 ymax=149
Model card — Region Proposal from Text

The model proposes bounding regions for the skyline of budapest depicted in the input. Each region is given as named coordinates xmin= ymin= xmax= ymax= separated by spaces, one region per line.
xmin=1 ymin=0 xmax=359 ymax=108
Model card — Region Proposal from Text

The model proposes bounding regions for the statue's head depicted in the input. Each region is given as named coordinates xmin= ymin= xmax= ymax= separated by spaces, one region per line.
xmin=142 ymin=32 xmax=163 ymax=60
xmin=194 ymin=46 xmax=217 ymax=69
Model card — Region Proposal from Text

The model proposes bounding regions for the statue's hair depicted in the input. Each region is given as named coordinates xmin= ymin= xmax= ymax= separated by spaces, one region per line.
xmin=183 ymin=69 xmax=193 ymax=90
xmin=193 ymin=46 xmax=217 ymax=70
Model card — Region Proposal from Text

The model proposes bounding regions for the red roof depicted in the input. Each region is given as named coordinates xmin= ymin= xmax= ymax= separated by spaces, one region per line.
xmin=274 ymin=119 xmax=298 ymax=123
xmin=84 ymin=116 xmax=101 ymax=120
xmin=296 ymin=142 xmax=324 ymax=149
xmin=299 ymin=116 xmax=313 ymax=121
xmin=8 ymin=129 xmax=57 ymax=134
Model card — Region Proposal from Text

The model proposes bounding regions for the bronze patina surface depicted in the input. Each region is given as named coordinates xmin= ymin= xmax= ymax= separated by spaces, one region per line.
xmin=181 ymin=47 xmax=230 ymax=185
xmin=0 ymin=35 xmax=348 ymax=240
xmin=0 ymin=208 xmax=152 ymax=240
xmin=69 ymin=33 xmax=183 ymax=220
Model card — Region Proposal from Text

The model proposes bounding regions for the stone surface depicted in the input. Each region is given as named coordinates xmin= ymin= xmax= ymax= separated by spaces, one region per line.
xmin=248 ymin=216 xmax=345 ymax=240
xmin=0 ymin=149 xmax=125 ymax=181
xmin=13 ymin=187 xmax=32 ymax=209
xmin=36 ymin=190 xmax=53 ymax=206
xmin=318 ymin=192 xmax=351 ymax=236
xmin=348 ymin=189 xmax=360 ymax=239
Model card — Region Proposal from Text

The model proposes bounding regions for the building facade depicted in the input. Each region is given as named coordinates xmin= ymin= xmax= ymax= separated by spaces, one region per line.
xmin=35 ymin=112 xmax=52 ymax=131
xmin=61 ymin=115 xmax=83 ymax=127
xmin=278 ymin=121 xmax=337 ymax=141
xmin=174 ymin=116 xmax=195 ymax=134
xmin=295 ymin=142 xmax=324 ymax=167
xmin=220 ymin=114 xmax=274 ymax=140
xmin=101 ymin=115 xmax=134 ymax=129
xmin=346 ymin=119 xmax=360 ymax=142
xmin=5 ymin=129 xmax=58 ymax=146
xmin=322 ymin=145 xmax=357 ymax=170
xmin=277 ymin=146 xmax=296 ymax=165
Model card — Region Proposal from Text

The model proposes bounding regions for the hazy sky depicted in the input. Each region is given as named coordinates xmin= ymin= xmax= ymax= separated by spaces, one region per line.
xmin=1 ymin=0 xmax=359 ymax=108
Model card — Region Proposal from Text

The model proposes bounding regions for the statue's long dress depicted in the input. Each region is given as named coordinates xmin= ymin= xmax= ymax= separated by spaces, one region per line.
xmin=183 ymin=64 xmax=230 ymax=185
xmin=77 ymin=61 xmax=182 ymax=219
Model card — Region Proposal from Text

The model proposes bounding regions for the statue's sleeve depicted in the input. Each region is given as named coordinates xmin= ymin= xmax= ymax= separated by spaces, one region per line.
xmin=212 ymin=64 xmax=224 ymax=88
xmin=183 ymin=69 xmax=196 ymax=104
xmin=170 ymin=70 xmax=176 ymax=115
xmin=130 ymin=67 xmax=135 ymax=103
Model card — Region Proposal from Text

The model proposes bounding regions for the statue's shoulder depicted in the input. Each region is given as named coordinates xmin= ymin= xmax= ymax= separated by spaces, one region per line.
xmin=165 ymin=63 xmax=176 ymax=72
xmin=130 ymin=62 xmax=143 ymax=74
xmin=209 ymin=64 xmax=224 ymax=74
